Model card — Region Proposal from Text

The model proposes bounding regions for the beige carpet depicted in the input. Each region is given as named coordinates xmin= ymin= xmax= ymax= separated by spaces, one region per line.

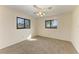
xmin=0 ymin=36 xmax=77 ymax=54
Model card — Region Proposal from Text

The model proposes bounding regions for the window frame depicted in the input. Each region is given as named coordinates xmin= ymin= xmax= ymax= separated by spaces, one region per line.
xmin=16 ymin=17 xmax=31 ymax=29
xmin=45 ymin=19 xmax=58 ymax=29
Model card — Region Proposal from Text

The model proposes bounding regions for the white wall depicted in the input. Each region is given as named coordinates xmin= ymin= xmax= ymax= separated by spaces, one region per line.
xmin=71 ymin=6 xmax=79 ymax=53
xmin=0 ymin=5 xmax=78 ymax=53
xmin=37 ymin=13 xmax=72 ymax=41
xmin=0 ymin=6 xmax=36 ymax=49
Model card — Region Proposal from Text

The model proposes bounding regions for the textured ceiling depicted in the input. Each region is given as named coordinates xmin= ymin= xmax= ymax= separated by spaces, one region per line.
xmin=6 ymin=5 xmax=76 ymax=18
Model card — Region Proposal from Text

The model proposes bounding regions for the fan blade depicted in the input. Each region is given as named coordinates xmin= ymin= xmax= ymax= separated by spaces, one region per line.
xmin=48 ymin=7 xmax=52 ymax=9
xmin=33 ymin=5 xmax=42 ymax=10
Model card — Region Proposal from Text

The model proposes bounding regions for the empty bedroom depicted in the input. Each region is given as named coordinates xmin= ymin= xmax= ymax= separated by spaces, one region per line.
xmin=0 ymin=5 xmax=79 ymax=54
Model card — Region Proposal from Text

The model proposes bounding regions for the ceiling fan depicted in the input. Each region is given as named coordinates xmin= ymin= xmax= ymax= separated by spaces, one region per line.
xmin=33 ymin=5 xmax=52 ymax=17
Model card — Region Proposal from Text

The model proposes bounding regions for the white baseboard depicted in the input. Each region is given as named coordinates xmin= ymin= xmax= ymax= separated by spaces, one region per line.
xmin=71 ymin=41 xmax=79 ymax=53
xmin=38 ymin=34 xmax=71 ymax=42
xmin=0 ymin=39 xmax=26 ymax=49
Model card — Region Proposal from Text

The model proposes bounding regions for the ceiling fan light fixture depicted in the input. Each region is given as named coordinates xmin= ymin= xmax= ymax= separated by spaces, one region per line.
xmin=36 ymin=13 xmax=39 ymax=16
xmin=43 ymin=12 xmax=46 ymax=15
xmin=33 ymin=5 xmax=52 ymax=17
xmin=39 ymin=12 xmax=42 ymax=15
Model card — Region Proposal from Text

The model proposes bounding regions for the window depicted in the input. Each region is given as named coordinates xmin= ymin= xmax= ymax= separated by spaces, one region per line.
xmin=16 ymin=17 xmax=30 ymax=29
xmin=45 ymin=19 xmax=58 ymax=29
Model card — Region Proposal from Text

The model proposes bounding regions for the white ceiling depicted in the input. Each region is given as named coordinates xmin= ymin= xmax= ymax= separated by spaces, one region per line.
xmin=7 ymin=5 xmax=76 ymax=18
